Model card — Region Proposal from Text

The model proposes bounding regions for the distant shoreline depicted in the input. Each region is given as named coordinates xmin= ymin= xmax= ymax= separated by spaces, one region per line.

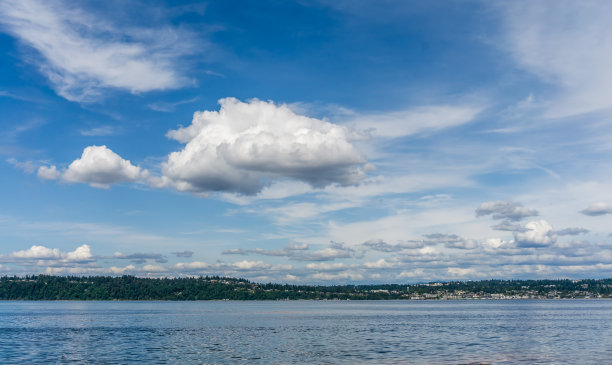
xmin=0 ymin=298 xmax=609 ymax=302
xmin=1 ymin=275 xmax=610 ymax=301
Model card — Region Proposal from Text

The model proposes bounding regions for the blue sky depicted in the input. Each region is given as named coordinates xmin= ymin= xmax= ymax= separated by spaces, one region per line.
xmin=1 ymin=0 xmax=611 ymax=283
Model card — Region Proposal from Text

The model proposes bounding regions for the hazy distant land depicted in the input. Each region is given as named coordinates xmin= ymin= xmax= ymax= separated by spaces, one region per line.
xmin=0 ymin=275 xmax=610 ymax=300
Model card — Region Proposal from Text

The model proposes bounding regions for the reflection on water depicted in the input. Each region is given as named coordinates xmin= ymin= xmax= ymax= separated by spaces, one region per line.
xmin=0 ymin=300 xmax=610 ymax=364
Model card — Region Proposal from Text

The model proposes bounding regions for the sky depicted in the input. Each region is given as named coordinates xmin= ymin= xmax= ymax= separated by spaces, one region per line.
xmin=1 ymin=0 xmax=611 ymax=283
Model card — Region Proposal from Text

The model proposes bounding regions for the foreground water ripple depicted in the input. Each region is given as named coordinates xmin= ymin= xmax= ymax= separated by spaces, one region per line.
xmin=0 ymin=300 xmax=610 ymax=364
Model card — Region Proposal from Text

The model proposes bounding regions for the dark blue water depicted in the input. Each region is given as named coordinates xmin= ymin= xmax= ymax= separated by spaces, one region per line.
xmin=0 ymin=300 xmax=610 ymax=364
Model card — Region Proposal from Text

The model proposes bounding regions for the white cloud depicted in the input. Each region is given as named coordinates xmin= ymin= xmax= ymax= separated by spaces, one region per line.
xmin=231 ymin=260 xmax=270 ymax=270
xmin=37 ymin=165 xmax=60 ymax=180
xmin=305 ymin=262 xmax=346 ymax=271
xmin=483 ymin=238 xmax=512 ymax=249
xmin=556 ymin=227 xmax=589 ymax=236
xmin=6 ymin=158 xmax=36 ymax=174
xmin=222 ymin=249 xmax=247 ymax=255
xmin=173 ymin=261 xmax=209 ymax=271
xmin=326 ymin=205 xmax=483 ymax=248
xmin=447 ymin=267 xmax=477 ymax=278
xmin=147 ymin=97 xmax=199 ymax=113
xmin=65 ymin=244 xmax=93 ymax=260
xmin=160 ymin=98 xmax=368 ymax=195
xmin=397 ymin=269 xmax=427 ymax=279
xmin=172 ymin=250 xmax=194 ymax=258
xmin=348 ymin=105 xmax=482 ymax=138
xmin=109 ymin=265 xmax=136 ymax=275
xmin=363 ymin=239 xmax=424 ymax=252
xmin=257 ymin=201 xmax=359 ymax=225
xmin=140 ymin=264 xmax=168 ymax=273
xmin=476 ymin=201 xmax=538 ymax=221
xmin=363 ymin=259 xmax=395 ymax=269
xmin=9 ymin=244 xmax=93 ymax=262
xmin=248 ymin=242 xmax=310 ymax=257
xmin=11 ymin=245 xmax=61 ymax=259
xmin=309 ymin=270 xmax=363 ymax=281
xmin=501 ymin=1 xmax=612 ymax=117
xmin=580 ymin=203 xmax=612 ymax=216
xmin=514 ymin=220 xmax=557 ymax=248
xmin=0 ymin=0 xmax=191 ymax=101
xmin=63 ymin=145 xmax=147 ymax=188
xmin=79 ymin=126 xmax=119 ymax=137
xmin=297 ymin=242 xmax=355 ymax=261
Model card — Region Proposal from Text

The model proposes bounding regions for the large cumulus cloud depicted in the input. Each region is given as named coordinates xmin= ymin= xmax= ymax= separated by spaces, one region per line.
xmin=159 ymin=98 xmax=368 ymax=195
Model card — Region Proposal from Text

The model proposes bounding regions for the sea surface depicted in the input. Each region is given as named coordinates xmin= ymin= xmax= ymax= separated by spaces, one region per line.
xmin=0 ymin=300 xmax=610 ymax=364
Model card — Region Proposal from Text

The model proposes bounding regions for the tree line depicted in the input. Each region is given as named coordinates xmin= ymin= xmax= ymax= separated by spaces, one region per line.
xmin=0 ymin=275 xmax=610 ymax=300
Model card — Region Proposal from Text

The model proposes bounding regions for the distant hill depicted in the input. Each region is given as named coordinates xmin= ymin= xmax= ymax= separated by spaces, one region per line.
xmin=0 ymin=275 xmax=610 ymax=300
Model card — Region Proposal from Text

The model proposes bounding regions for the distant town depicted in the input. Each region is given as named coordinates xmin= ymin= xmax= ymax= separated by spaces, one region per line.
xmin=0 ymin=275 xmax=610 ymax=300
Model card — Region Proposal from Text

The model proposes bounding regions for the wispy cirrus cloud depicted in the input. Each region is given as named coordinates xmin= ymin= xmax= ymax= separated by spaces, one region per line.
xmin=347 ymin=104 xmax=483 ymax=138
xmin=500 ymin=0 xmax=612 ymax=118
xmin=79 ymin=126 xmax=120 ymax=137
xmin=0 ymin=0 xmax=195 ymax=102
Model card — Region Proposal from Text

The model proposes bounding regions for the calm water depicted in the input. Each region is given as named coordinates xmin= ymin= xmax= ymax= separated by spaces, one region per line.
xmin=0 ymin=300 xmax=610 ymax=364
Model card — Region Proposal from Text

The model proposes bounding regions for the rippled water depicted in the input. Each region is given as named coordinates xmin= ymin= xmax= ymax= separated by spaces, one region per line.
xmin=1 ymin=300 xmax=610 ymax=364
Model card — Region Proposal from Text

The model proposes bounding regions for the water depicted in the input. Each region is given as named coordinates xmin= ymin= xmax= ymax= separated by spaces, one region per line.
xmin=0 ymin=300 xmax=610 ymax=364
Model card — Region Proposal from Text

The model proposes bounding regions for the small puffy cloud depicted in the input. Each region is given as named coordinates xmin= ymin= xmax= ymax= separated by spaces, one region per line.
xmin=397 ymin=269 xmax=426 ymax=279
xmin=305 ymin=262 xmax=346 ymax=271
xmin=6 ymin=158 xmax=36 ymax=174
xmin=483 ymin=238 xmax=513 ymax=249
xmin=222 ymin=248 xmax=247 ymax=255
xmin=140 ymin=264 xmax=168 ymax=273
xmin=80 ymin=126 xmax=119 ymax=137
xmin=422 ymin=233 xmax=476 ymax=249
xmin=514 ymin=220 xmax=557 ymax=248
xmin=160 ymin=98 xmax=368 ymax=195
xmin=556 ymin=227 xmax=589 ymax=236
xmin=309 ymin=270 xmax=363 ymax=281
xmin=249 ymin=242 xmax=310 ymax=257
xmin=11 ymin=245 xmax=61 ymax=259
xmin=447 ymin=267 xmax=477 ymax=278
xmin=476 ymin=201 xmax=538 ymax=221
xmin=491 ymin=220 xmax=528 ymax=232
xmin=231 ymin=260 xmax=270 ymax=270
xmin=362 ymin=239 xmax=423 ymax=252
xmin=109 ymin=265 xmax=136 ymax=275
xmin=285 ymin=242 xmax=308 ymax=250
xmin=37 ymin=165 xmax=60 ymax=180
xmin=65 ymin=244 xmax=93 ymax=261
xmin=172 ymin=250 xmax=194 ymax=258
xmin=580 ymin=203 xmax=612 ymax=216
xmin=363 ymin=259 xmax=395 ymax=269
xmin=295 ymin=242 xmax=355 ymax=261
xmin=63 ymin=145 xmax=147 ymax=188
xmin=8 ymin=244 xmax=93 ymax=262
xmin=446 ymin=239 xmax=478 ymax=250
xmin=173 ymin=261 xmax=209 ymax=271
xmin=113 ymin=252 xmax=167 ymax=263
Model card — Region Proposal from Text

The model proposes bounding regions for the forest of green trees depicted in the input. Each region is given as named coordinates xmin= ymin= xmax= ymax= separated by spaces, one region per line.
xmin=0 ymin=275 xmax=610 ymax=300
